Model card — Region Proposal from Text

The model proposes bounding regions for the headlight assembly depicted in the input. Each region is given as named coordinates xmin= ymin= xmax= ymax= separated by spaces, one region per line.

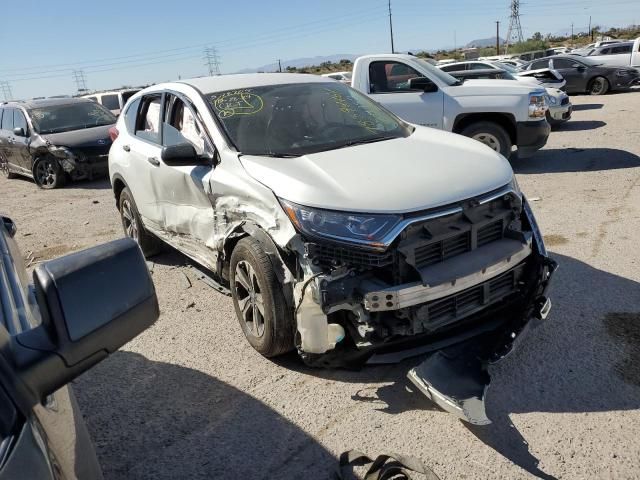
xmin=528 ymin=92 xmax=547 ymax=119
xmin=47 ymin=145 xmax=75 ymax=159
xmin=279 ymin=199 xmax=401 ymax=249
xmin=545 ymin=94 xmax=558 ymax=106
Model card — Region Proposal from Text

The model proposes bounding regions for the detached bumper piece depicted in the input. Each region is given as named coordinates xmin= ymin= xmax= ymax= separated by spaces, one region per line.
xmin=408 ymin=344 xmax=491 ymax=425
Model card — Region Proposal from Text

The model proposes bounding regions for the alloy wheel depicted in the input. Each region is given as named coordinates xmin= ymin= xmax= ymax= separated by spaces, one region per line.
xmin=121 ymin=199 xmax=139 ymax=241
xmin=234 ymin=260 xmax=266 ymax=338
xmin=590 ymin=78 xmax=607 ymax=95
xmin=471 ymin=132 xmax=501 ymax=152
xmin=35 ymin=159 xmax=58 ymax=187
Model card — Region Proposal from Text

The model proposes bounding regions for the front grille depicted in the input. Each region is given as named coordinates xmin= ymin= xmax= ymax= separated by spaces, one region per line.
xmin=306 ymin=243 xmax=393 ymax=268
xmin=420 ymin=264 xmax=522 ymax=326
xmin=412 ymin=219 xmax=504 ymax=269
xmin=75 ymin=145 xmax=111 ymax=158
xmin=561 ymin=97 xmax=570 ymax=106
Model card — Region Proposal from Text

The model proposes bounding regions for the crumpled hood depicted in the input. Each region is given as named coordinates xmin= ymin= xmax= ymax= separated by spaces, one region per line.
xmin=40 ymin=124 xmax=113 ymax=149
xmin=444 ymin=79 xmax=543 ymax=97
xmin=239 ymin=127 xmax=513 ymax=214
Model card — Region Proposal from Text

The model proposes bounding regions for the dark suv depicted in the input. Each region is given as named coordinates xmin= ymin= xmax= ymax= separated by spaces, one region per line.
xmin=0 ymin=99 xmax=116 ymax=189
xmin=0 ymin=215 xmax=158 ymax=479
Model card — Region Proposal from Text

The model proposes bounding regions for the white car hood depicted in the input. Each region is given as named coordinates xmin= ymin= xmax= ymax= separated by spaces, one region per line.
xmin=239 ymin=127 xmax=513 ymax=214
xmin=444 ymin=78 xmax=543 ymax=97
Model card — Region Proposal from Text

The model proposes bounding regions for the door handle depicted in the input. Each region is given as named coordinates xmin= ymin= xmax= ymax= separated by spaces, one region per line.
xmin=147 ymin=157 xmax=160 ymax=167
xmin=7 ymin=138 xmax=15 ymax=144
xmin=122 ymin=145 xmax=130 ymax=152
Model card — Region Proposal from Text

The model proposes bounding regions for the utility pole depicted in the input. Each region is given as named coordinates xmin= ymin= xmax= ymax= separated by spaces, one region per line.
xmin=504 ymin=0 xmax=524 ymax=54
xmin=388 ymin=0 xmax=395 ymax=53
xmin=589 ymin=16 xmax=593 ymax=41
xmin=496 ymin=21 xmax=500 ymax=55
xmin=571 ymin=23 xmax=574 ymax=42
xmin=72 ymin=70 xmax=87 ymax=94
xmin=0 ymin=81 xmax=13 ymax=101
xmin=203 ymin=46 xmax=221 ymax=76
xmin=278 ymin=59 xmax=282 ymax=72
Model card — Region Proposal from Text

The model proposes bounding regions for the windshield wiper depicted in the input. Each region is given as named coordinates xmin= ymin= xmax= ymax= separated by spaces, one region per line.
xmin=337 ymin=135 xmax=398 ymax=149
xmin=243 ymin=152 xmax=301 ymax=158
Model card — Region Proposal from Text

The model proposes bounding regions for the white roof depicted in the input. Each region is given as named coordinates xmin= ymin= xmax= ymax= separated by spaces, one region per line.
xmin=179 ymin=73 xmax=329 ymax=93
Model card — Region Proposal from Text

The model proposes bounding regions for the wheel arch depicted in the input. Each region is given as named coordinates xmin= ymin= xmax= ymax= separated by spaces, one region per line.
xmin=111 ymin=173 xmax=129 ymax=209
xmin=452 ymin=112 xmax=517 ymax=145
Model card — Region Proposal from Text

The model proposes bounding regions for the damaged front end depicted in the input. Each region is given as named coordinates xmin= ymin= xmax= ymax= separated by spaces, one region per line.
xmin=290 ymin=185 xmax=556 ymax=424
xmin=47 ymin=144 xmax=110 ymax=181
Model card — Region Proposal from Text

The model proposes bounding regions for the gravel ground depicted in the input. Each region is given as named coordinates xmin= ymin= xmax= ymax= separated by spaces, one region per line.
xmin=2 ymin=91 xmax=640 ymax=479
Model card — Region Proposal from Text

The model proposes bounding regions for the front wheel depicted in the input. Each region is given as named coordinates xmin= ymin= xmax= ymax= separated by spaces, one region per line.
xmin=588 ymin=76 xmax=609 ymax=96
xmin=460 ymin=121 xmax=513 ymax=158
xmin=230 ymin=237 xmax=295 ymax=357
xmin=33 ymin=156 xmax=65 ymax=189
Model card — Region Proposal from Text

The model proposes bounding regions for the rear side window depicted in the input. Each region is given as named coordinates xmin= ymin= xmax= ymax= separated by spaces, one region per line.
xmin=469 ymin=63 xmax=489 ymax=70
xmin=440 ymin=64 xmax=461 ymax=72
xmin=530 ymin=59 xmax=550 ymax=70
xmin=135 ymin=95 xmax=162 ymax=143
xmin=611 ymin=45 xmax=631 ymax=54
xmin=1 ymin=109 xmax=13 ymax=130
xmin=101 ymin=94 xmax=120 ymax=110
xmin=13 ymin=110 xmax=27 ymax=133
xmin=124 ymin=98 xmax=141 ymax=133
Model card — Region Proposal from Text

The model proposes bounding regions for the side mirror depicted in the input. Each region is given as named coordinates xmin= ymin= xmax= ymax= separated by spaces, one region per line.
xmin=12 ymin=127 xmax=26 ymax=137
xmin=408 ymin=77 xmax=439 ymax=93
xmin=161 ymin=142 xmax=203 ymax=166
xmin=13 ymin=238 xmax=158 ymax=406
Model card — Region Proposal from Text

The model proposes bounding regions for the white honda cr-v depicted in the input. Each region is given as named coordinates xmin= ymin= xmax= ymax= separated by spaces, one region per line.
xmin=108 ymin=73 xmax=556 ymax=423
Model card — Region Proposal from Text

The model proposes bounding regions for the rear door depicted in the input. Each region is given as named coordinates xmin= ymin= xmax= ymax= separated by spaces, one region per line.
xmin=550 ymin=58 xmax=587 ymax=93
xmin=367 ymin=60 xmax=444 ymax=128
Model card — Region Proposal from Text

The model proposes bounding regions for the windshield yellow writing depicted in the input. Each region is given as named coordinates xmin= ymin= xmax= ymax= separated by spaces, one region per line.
xmin=211 ymin=90 xmax=264 ymax=118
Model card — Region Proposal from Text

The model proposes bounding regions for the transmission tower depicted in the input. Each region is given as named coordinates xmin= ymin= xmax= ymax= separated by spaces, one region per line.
xmin=203 ymin=47 xmax=221 ymax=76
xmin=72 ymin=70 xmax=88 ymax=93
xmin=0 ymin=81 xmax=13 ymax=101
xmin=504 ymin=0 xmax=524 ymax=54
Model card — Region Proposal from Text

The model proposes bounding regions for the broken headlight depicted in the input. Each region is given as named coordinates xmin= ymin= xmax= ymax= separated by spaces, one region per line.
xmin=47 ymin=145 xmax=75 ymax=159
xmin=280 ymin=199 xmax=401 ymax=249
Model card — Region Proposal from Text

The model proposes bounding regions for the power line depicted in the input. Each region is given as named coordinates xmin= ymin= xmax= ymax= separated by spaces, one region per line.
xmin=505 ymin=0 xmax=525 ymax=53
xmin=203 ymin=47 xmax=221 ymax=76
xmin=72 ymin=70 xmax=87 ymax=93
xmin=0 ymin=81 xmax=12 ymax=101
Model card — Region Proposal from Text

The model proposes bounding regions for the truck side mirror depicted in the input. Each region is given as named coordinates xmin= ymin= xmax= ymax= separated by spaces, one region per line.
xmin=408 ymin=77 xmax=439 ymax=93
xmin=12 ymin=238 xmax=159 ymax=407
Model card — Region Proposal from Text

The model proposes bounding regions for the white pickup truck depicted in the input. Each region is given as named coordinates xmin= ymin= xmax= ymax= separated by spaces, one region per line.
xmin=583 ymin=37 xmax=640 ymax=69
xmin=350 ymin=54 xmax=550 ymax=158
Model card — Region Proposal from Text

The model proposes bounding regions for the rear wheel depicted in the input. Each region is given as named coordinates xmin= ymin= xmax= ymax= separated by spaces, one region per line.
xmin=33 ymin=156 xmax=65 ymax=189
xmin=0 ymin=154 xmax=16 ymax=179
xmin=118 ymin=187 xmax=163 ymax=257
xmin=588 ymin=76 xmax=609 ymax=95
xmin=230 ymin=237 xmax=294 ymax=357
xmin=460 ymin=121 xmax=512 ymax=158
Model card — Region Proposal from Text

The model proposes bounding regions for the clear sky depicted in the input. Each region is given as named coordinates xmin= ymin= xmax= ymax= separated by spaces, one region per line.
xmin=1 ymin=0 xmax=639 ymax=99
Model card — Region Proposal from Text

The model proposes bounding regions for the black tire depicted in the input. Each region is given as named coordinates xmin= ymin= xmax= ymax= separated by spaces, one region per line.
xmin=230 ymin=237 xmax=294 ymax=357
xmin=588 ymin=76 xmax=609 ymax=96
xmin=460 ymin=121 xmax=513 ymax=158
xmin=118 ymin=187 xmax=163 ymax=257
xmin=33 ymin=156 xmax=65 ymax=189
xmin=0 ymin=153 xmax=16 ymax=179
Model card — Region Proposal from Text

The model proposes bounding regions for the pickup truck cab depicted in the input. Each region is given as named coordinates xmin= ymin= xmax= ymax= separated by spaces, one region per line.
xmin=350 ymin=54 xmax=550 ymax=159
xmin=583 ymin=37 xmax=640 ymax=69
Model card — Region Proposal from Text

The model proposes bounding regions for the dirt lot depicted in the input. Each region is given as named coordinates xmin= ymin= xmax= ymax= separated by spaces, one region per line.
xmin=2 ymin=91 xmax=640 ymax=479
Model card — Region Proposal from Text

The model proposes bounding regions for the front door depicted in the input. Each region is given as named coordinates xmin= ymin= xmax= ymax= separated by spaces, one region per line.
xmin=550 ymin=58 xmax=587 ymax=93
xmin=367 ymin=60 xmax=444 ymax=129
xmin=10 ymin=109 xmax=33 ymax=173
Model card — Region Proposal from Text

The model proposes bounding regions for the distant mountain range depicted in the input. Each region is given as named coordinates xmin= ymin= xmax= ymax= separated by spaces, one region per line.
xmin=464 ymin=36 xmax=505 ymax=48
xmin=235 ymin=54 xmax=360 ymax=73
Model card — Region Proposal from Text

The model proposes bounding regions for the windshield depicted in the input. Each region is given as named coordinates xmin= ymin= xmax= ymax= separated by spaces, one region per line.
xmin=29 ymin=102 xmax=116 ymax=134
xmin=413 ymin=58 xmax=460 ymax=86
xmin=493 ymin=62 xmax=519 ymax=73
xmin=205 ymin=82 xmax=412 ymax=156
xmin=567 ymin=56 xmax=600 ymax=66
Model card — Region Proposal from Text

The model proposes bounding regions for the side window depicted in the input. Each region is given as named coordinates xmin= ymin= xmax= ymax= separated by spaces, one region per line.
xmin=1 ymin=109 xmax=14 ymax=131
xmin=469 ymin=63 xmax=489 ymax=70
xmin=86 ymin=97 xmax=98 ymax=102
xmin=369 ymin=61 xmax=423 ymax=93
xmin=440 ymin=64 xmax=460 ymax=72
xmin=162 ymin=94 xmax=206 ymax=155
xmin=135 ymin=95 xmax=162 ymax=143
xmin=531 ymin=59 xmax=550 ymax=70
xmin=552 ymin=59 xmax=577 ymax=69
xmin=13 ymin=110 xmax=27 ymax=133
xmin=599 ymin=48 xmax=611 ymax=55
xmin=101 ymin=94 xmax=120 ymax=110
xmin=124 ymin=98 xmax=141 ymax=133
xmin=611 ymin=45 xmax=631 ymax=54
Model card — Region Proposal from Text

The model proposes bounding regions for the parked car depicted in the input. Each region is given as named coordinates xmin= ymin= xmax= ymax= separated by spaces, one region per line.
xmin=350 ymin=54 xmax=550 ymax=158
xmin=0 ymin=98 xmax=116 ymax=188
xmin=82 ymin=89 xmax=141 ymax=116
xmin=0 ymin=215 xmax=159 ymax=479
xmin=497 ymin=58 xmax=528 ymax=68
xmin=438 ymin=60 xmax=566 ymax=90
xmin=583 ymin=38 xmax=640 ymax=69
xmin=109 ymin=73 xmax=556 ymax=423
xmin=445 ymin=68 xmax=572 ymax=127
xmin=522 ymin=55 xmax=640 ymax=95
xmin=320 ymin=71 xmax=352 ymax=84
xmin=571 ymin=39 xmax=622 ymax=56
